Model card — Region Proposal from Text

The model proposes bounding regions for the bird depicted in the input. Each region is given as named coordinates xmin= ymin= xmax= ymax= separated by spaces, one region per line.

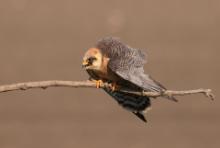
xmin=82 ymin=37 xmax=177 ymax=122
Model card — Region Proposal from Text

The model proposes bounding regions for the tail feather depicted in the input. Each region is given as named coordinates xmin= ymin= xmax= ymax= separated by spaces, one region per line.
xmin=103 ymin=88 xmax=150 ymax=122
xmin=133 ymin=112 xmax=147 ymax=122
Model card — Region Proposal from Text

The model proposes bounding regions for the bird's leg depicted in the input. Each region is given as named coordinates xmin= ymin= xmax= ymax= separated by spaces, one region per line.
xmin=110 ymin=82 xmax=120 ymax=91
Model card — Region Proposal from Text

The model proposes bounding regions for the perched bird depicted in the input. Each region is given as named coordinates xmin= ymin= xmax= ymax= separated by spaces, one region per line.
xmin=82 ymin=37 xmax=177 ymax=122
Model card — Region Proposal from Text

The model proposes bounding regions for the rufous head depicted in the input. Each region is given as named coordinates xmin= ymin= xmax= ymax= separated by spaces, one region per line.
xmin=82 ymin=48 xmax=103 ymax=70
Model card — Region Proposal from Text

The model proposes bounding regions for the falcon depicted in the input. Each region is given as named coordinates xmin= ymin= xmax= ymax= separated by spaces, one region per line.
xmin=82 ymin=37 xmax=177 ymax=122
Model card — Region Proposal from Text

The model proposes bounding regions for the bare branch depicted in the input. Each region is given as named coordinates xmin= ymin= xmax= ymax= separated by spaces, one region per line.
xmin=0 ymin=80 xmax=214 ymax=100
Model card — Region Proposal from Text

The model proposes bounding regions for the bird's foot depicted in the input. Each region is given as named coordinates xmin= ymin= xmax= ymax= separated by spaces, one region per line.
xmin=94 ymin=80 xmax=103 ymax=88
xmin=109 ymin=82 xmax=120 ymax=92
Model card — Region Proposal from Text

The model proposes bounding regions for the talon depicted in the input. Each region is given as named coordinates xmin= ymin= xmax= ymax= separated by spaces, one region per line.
xmin=95 ymin=80 xmax=103 ymax=88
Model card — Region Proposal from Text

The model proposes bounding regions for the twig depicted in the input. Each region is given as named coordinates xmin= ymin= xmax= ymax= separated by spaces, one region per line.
xmin=0 ymin=80 xmax=215 ymax=100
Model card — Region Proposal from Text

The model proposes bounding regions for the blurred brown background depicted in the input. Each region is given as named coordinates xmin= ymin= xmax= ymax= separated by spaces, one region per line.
xmin=0 ymin=0 xmax=219 ymax=148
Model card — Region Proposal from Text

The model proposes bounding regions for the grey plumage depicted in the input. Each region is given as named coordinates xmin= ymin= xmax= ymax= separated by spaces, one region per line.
xmin=96 ymin=37 xmax=166 ymax=92
xmin=84 ymin=37 xmax=177 ymax=122
xmin=95 ymin=37 xmax=176 ymax=122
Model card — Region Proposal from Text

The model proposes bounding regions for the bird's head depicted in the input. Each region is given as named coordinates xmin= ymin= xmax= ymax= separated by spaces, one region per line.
xmin=82 ymin=48 xmax=103 ymax=70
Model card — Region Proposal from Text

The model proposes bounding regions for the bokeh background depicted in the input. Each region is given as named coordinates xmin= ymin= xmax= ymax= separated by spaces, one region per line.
xmin=0 ymin=0 xmax=219 ymax=148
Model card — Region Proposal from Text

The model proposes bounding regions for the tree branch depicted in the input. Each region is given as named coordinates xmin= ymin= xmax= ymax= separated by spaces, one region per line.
xmin=0 ymin=80 xmax=214 ymax=100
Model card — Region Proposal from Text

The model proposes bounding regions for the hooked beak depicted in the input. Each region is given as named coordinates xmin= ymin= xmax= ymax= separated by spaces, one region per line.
xmin=82 ymin=60 xmax=89 ymax=68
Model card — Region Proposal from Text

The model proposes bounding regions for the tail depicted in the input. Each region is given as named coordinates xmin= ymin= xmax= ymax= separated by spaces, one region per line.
xmin=132 ymin=112 xmax=147 ymax=123
xmin=103 ymin=88 xmax=151 ymax=122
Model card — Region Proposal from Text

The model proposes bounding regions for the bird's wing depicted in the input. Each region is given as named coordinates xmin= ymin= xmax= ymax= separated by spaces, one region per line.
xmin=107 ymin=48 xmax=166 ymax=92
xmin=108 ymin=52 xmax=178 ymax=101
xmin=96 ymin=37 xmax=165 ymax=92
xmin=109 ymin=63 xmax=165 ymax=92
